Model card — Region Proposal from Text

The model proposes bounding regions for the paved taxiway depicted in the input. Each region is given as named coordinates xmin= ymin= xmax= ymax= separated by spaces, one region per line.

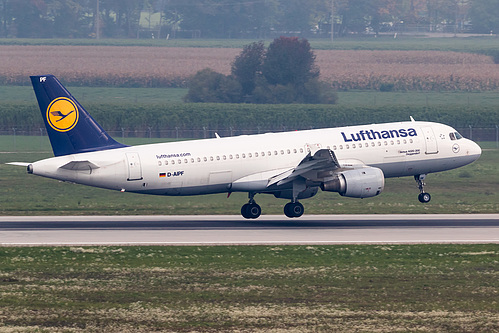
xmin=1 ymin=214 xmax=498 ymax=246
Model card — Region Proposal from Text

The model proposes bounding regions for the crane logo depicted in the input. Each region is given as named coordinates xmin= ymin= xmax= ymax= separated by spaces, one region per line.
xmin=46 ymin=97 xmax=79 ymax=132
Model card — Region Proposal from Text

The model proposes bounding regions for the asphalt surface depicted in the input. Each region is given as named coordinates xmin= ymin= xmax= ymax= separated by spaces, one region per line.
xmin=1 ymin=214 xmax=498 ymax=246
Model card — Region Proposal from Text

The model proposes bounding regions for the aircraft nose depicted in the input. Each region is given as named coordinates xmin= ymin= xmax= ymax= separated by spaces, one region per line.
xmin=468 ymin=140 xmax=482 ymax=161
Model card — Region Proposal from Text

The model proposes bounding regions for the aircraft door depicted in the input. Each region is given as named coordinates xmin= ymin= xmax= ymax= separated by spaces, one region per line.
xmin=422 ymin=127 xmax=438 ymax=154
xmin=126 ymin=152 xmax=143 ymax=181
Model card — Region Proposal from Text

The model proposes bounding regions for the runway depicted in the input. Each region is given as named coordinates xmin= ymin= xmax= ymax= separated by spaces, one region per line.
xmin=1 ymin=214 xmax=498 ymax=246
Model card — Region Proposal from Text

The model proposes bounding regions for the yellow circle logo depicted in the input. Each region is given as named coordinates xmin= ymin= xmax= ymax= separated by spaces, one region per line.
xmin=46 ymin=97 xmax=79 ymax=132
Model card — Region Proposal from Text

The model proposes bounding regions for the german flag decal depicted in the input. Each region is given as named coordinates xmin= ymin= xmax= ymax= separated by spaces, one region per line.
xmin=159 ymin=173 xmax=166 ymax=178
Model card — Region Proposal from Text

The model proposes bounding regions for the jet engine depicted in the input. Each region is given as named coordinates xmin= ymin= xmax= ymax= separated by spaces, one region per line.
xmin=320 ymin=167 xmax=384 ymax=198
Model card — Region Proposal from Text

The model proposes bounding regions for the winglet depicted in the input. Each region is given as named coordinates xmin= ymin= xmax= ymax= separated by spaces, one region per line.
xmin=30 ymin=75 xmax=127 ymax=157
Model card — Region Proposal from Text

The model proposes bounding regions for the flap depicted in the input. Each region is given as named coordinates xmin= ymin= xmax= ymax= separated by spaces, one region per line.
xmin=267 ymin=149 xmax=340 ymax=187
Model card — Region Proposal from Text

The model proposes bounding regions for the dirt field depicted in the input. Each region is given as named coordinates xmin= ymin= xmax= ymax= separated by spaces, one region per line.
xmin=1 ymin=45 xmax=498 ymax=90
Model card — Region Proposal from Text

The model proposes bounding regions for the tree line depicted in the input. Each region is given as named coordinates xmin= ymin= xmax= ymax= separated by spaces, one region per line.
xmin=1 ymin=0 xmax=498 ymax=39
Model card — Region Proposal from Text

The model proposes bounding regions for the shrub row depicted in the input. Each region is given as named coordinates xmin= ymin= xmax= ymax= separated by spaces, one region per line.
xmin=2 ymin=102 xmax=498 ymax=133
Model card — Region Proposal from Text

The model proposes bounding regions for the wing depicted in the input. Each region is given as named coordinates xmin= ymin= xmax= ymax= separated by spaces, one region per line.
xmin=267 ymin=148 xmax=340 ymax=187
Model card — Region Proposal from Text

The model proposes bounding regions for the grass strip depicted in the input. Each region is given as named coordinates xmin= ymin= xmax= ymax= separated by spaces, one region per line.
xmin=0 ymin=244 xmax=497 ymax=332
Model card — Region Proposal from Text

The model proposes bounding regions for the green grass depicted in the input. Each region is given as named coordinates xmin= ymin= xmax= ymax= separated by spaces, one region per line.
xmin=1 ymin=135 xmax=498 ymax=215
xmin=0 ymin=85 xmax=187 ymax=104
xmin=0 ymin=245 xmax=497 ymax=332
xmin=1 ymin=36 xmax=498 ymax=53
xmin=4 ymin=85 xmax=499 ymax=108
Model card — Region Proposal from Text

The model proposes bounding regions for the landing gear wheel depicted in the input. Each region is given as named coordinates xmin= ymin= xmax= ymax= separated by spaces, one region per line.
xmin=284 ymin=202 xmax=304 ymax=218
xmin=415 ymin=174 xmax=431 ymax=204
xmin=241 ymin=203 xmax=261 ymax=219
xmin=418 ymin=192 xmax=431 ymax=203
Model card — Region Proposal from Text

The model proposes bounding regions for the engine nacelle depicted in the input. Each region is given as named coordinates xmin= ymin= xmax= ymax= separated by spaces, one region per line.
xmin=320 ymin=167 xmax=384 ymax=198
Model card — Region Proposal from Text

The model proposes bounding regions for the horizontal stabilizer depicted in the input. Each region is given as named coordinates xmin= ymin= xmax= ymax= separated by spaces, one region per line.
xmin=6 ymin=162 xmax=30 ymax=167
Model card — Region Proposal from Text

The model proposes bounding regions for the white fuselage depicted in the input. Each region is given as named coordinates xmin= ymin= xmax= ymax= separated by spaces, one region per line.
xmin=29 ymin=121 xmax=482 ymax=196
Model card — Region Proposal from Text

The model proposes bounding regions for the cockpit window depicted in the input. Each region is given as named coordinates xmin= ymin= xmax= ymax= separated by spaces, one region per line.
xmin=449 ymin=132 xmax=463 ymax=140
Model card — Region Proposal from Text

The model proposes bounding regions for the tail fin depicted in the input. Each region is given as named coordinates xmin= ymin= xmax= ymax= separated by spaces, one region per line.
xmin=31 ymin=75 xmax=127 ymax=157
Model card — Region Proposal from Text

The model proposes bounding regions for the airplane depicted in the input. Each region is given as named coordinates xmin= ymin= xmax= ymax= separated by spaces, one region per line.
xmin=8 ymin=75 xmax=482 ymax=218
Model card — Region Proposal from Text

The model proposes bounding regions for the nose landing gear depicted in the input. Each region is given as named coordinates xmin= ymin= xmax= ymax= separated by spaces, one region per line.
xmin=415 ymin=174 xmax=431 ymax=203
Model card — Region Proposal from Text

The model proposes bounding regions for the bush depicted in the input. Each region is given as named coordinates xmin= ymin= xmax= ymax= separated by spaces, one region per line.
xmin=184 ymin=68 xmax=242 ymax=103
xmin=379 ymin=82 xmax=395 ymax=92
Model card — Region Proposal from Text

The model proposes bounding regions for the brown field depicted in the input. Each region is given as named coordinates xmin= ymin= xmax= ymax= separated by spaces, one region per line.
xmin=0 ymin=45 xmax=498 ymax=90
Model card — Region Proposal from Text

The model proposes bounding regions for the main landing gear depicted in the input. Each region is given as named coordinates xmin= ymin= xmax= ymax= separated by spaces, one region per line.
xmin=415 ymin=174 xmax=431 ymax=203
xmin=284 ymin=201 xmax=304 ymax=218
xmin=240 ymin=193 xmax=305 ymax=219
xmin=241 ymin=192 xmax=262 ymax=219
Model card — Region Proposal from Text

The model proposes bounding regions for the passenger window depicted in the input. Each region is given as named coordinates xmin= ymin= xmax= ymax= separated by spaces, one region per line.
xmin=197 ymin=158 xmax=201 ymax=162
xmin=333 ymin=145 xmax=337 ymax=150
xmin=171 ymin=160 xmax=175 ymax=165
xmin=203 ymin=157 xmax=207 ymax=162
xmin=242 ymin=153 xmax=246 ymax=158
xmin=223 ymin=155 xmax=226 ymax=160
xmin=236 ymin=154 xmax=239 ymax=159
xmin=229 ymin=155 xmax=233 ymax=159
xmin=352 ymin=144 xmax=356 ymax=148
xmin=248 ymin=153 xmax=252 ymax=158
xmin=255 ymin=152 xmax=259 ymax=157
xmin=287 ymin=149 xmax=290 ymax=154
xmin=165 ymin=161 xmax=168 ymax=165
xmin=210 ymin=156 xmax=214 ymax=161
xmin=158 ymin=161 xmax=162 ymax=166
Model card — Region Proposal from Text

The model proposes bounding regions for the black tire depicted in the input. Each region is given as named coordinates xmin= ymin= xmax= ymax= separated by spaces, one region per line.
xmin=418 ymin=192 xmax=431 ymax=203
xmin=284 ymin=202 xmax=293 ymax=218
xmin=284 ymin=202 xmax=304 ymax=218
xmin=241 ymin=203 xmax=250 ymax=218
xmin=241 ymin=203 xmax=261 ymax=219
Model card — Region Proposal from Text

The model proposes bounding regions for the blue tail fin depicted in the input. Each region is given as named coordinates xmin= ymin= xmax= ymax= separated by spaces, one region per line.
xmin=31 ymin=75 xmax=127 ymax=157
